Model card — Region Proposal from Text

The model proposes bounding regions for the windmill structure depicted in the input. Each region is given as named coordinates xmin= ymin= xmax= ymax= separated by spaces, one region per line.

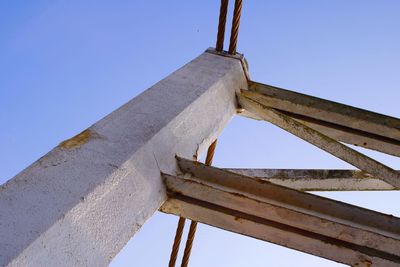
xmin=1 ymin=1 xmax=400 ymax=266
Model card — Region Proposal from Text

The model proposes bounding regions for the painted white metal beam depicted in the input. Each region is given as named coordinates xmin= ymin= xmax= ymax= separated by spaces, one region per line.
xmin=161 ymin=158 xmax=400 ymax=266
xmin=242 ymin=82 xmax=400 ymax=157
xmin=238 ymin=94 xmax=400 ymax=189
xmin=0 ymin=51 xmax=247 ymax=266
xmin=226 ymin=168 xmax=396 ymax=191
xmin=291 ymin=116 xmax=400 ymax=158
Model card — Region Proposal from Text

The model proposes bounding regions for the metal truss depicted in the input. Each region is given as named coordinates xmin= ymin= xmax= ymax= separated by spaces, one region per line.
xmin=161 ymin=158 xmax=400 ymax=266
xmin=226 ymin=168 xmax=396 ymax=191
xmin=162 ymin=81 xmax=400 ymax=266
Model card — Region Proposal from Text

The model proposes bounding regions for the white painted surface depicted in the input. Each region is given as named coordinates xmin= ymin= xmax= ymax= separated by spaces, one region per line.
xmin=0 ymin=51 xmax=247 ymax=266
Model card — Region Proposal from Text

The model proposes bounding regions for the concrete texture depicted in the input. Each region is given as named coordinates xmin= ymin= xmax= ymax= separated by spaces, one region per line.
xmin=0 ymin=51 xmax=247 ymax=266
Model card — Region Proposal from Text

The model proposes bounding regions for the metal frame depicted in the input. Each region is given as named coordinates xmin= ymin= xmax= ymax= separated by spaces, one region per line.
xmin=161 ymin=158 xmax=400 ymax=266
xmin=226 ymin=168 xmax=396 ymax=191
xmin=243 ymin=81 xmax=400 ymax=157
xmin=239 ymin=85 xmax=400 ymax=189
xmin=161 ymin=80 xmax=400 ymax=266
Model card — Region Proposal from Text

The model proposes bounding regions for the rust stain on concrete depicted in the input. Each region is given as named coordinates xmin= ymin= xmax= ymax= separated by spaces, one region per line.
xmin=59 ymin=129 xmax=92 ymax=149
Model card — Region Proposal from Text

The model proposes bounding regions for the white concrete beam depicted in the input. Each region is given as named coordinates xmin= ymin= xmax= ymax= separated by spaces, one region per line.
xmin=0 ymin=51 xmax=247 ymax=266
xmin=161 ymin=159 xmax=400 ymax=266
xmin=238 ymin=94 xmax=400 ymax=189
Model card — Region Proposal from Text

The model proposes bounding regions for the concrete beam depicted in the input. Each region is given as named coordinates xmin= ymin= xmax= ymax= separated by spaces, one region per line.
xmin=226 ymin=168 xmax=396 ymax=191
xmin=0 ymin=51 xmax=247 ymax=266
xmin=238 ymin=94 xmax=400 ymax=189
xmin=161 ymin=159 xmax=400 ymax=266
xmin=242 ymin=82 xmax=400 ymax=156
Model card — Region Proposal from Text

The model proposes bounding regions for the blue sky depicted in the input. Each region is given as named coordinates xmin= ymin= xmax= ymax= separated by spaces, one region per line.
xmin=1 ymin=1 xmax=400 ymax=266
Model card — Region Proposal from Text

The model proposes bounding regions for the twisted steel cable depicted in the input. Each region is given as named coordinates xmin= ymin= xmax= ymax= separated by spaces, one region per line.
xmin=179 ymin=140 xmax=217 ymax=267
xmin=167 ymin=140 xmax=217 ymax=267
xmin=205 ymin=140 xmax=217 ymax=166
xmin=216 ymin=0 xmax=229 ymax=51
xmin=168 ymin=217 xmax=186 ymax=267
xmin=228 ymin=0 xmax=243 ymax=54
xmin=168 ymin=1 xmax=242 ymax=266
xmin=180 ymin=221 xmax=198 ymax=267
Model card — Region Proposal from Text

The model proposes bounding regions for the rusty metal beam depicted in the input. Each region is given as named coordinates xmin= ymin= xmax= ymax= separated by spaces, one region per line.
xmin=238 ymin=94 xmax=400 ymax=189
xmin=291 ymin=115 xmax=400 ymax=158
xmin=242 ymin=82 xmax=400 ymax=157
xmin=161 ymin=158 xmax=400 ymax=266
xmin=226 ymin=168 xmax=396 ymax=191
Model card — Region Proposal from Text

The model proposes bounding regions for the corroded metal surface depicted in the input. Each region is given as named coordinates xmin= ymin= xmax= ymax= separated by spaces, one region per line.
xmin=161 ymin=159 xmax=400 ymax=266
xmin=178 ymin=140 xmax=218 ymax=267
xmin=242 ymin=81 xmax=400 ymax=156
xmin=239 ymin=94 xmax=400 ymax=189
xmin=226 ymin=168 xmax=395 ymax=191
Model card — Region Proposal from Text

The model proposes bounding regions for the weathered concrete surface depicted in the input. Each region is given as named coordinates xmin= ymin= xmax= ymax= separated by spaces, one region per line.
xmin=0 ymin=51 xmax=247 ymax=266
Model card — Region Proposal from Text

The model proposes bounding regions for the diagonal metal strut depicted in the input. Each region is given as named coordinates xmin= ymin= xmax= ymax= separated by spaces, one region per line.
xmin=241 ymin=81 xmax=400 ymax=157
xmin=226 ymin=168 xmax=397 ymax=191
xmin=161 ymin=158 xmax=400 ymax=267
xmin=239 ymin=92 xmax=400 ymax=189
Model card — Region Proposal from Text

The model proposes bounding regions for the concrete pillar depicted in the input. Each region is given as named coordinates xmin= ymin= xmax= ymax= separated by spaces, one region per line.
xmin=0 ymin=50 xmax=247 ymax=266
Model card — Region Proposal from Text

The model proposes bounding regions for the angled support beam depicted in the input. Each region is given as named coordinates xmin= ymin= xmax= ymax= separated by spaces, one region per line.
xmin=238 ymin=94 xmax=400 ymax=189
xmin=241 ymin=82 xmax=400 ymax=157
xmin=0 ymin=51 xmax=247 ymax=266
xmin=290 ymin=116 xmax=400 ymax=158
xmin=161 ymin=158 xmax=400 ymax=267
xmin=226 ymin=168 xmax=396 ymax=191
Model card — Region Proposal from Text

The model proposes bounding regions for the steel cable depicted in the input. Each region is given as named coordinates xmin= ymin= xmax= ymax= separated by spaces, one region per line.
xmin=168 ymin=1 xmax=235 ymax=264
xmin=228 ymin=0 xmax=243 ymax=54
xmin=216 ymin=0 xmax=229 ymax=51
xmin=168 ymin=217 xmax=186 ymax=267
xmin=167 ymin=140 xmax=217 ymax=267
xmin=180 ymin=221 xmax=197 ymax=267
xmin=179 ymin=140 xmax=217 ymax=267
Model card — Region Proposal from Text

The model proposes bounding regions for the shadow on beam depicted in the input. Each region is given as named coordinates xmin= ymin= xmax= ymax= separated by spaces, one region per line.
xmin=161 ymin=158 xmax=400 ymax=267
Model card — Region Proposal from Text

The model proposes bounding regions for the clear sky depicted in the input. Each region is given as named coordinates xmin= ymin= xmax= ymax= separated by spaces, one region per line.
xmin=1 ymin=1 xmax=400 ymax=266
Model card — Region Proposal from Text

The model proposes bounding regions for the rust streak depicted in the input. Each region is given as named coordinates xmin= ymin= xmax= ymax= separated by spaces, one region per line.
xmin=59 ymin=129 xmax=92 ymax=149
